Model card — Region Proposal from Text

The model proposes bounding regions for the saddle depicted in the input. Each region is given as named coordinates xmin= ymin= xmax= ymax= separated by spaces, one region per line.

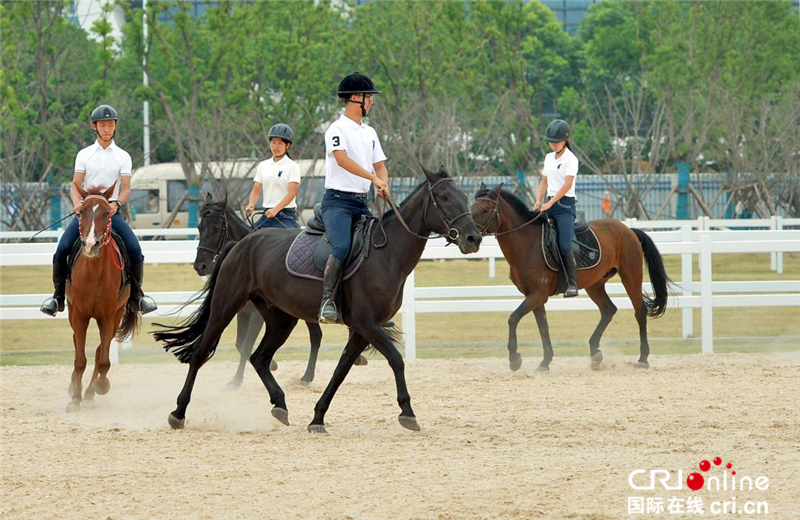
xmin=67 ymin=231 xmax=131 ymax=290
xmin=285 ymin=203 xmax=375 ymax=282
xmin=542 ymin=210 xmax=602 ymax=295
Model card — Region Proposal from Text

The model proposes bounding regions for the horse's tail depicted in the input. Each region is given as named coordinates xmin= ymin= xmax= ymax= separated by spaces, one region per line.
xmin=631 ymin=228 xmax=671 ymax=318
xmin=153 ymin=241 xmax=237 ymax=363
xmin=116 ymin=299 xmax=141 ymax=341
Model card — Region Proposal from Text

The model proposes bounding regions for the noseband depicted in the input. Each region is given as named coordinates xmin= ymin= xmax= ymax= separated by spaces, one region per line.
xmin=196 ymin=211 xmax=230 ymax=264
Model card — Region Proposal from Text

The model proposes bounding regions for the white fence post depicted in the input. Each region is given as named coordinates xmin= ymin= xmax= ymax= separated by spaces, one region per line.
xmin=681 ymin=225 xmax=694 ymax=338
xmin=770 ymin=216 xmax=778 ymax=271
xmin=402 ymin=269 xmax=417 ymax=361
xmin=489 ymin=257 xmax=496 ymax=278
xmin=700 ymin=234 xmax=714 ymax=354
xmin=776 ymin=216 xmax=784 ymax=275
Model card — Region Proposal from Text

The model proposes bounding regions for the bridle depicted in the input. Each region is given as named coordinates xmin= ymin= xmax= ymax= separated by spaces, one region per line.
xmin=378 ymin=177 xmax=472 ymax=246
xmin=196 ymin=211 xmax=230 ymax=264
xmin=78 ymin=194 xmax=124 ymax=270
xmin=474 ymin=194 xmax=543 ymax=237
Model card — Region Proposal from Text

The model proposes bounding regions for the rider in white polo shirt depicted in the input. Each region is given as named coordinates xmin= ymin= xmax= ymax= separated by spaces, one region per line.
xmin=40 ymin=105 xmax=157 ymax=316
xmin=318 ymin=72 xmax=389 ymax=324
xmin=246 ymin=123 xmax=302 ymax=229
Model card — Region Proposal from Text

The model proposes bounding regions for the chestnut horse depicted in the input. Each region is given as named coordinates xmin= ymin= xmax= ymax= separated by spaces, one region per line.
xmin=66 ymin=185 xmax=140 ymax=412
xmin=470 ymin=186 xmax=670 ymax=371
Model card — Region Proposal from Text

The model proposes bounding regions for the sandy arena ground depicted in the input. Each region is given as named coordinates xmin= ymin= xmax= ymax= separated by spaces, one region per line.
xmin=1 ymin=351 xmax=799 ymax=519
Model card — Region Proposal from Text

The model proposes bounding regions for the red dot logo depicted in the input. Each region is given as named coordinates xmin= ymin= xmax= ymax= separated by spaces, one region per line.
xmin=726 ymin=463 xmax=732 ymax=469
xmin=699 ymin=460 xmax=711 ymax=472
xmin=713 ymin=457 xmax=722 ymax=466
xmin=732 ymin=471 xmax=736 ymax=476
xmin=687 ymin=473 xmax=705 ymax=491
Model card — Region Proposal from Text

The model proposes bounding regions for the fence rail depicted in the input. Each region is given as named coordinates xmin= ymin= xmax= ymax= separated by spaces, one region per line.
xmin=2 ymin=228 xmax=798 ymax=362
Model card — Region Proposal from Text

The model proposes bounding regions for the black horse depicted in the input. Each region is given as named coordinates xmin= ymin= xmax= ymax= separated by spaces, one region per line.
xmin=194 ymin=194 xmax=367 ymax=387
xmin=155 ymin=166 xmax=481 ymax=433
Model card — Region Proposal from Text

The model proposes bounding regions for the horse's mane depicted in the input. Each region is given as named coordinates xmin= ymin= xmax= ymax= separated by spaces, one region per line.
xmin=381 ymin=172 xmax=446 ymax=221
xmin=475 ymin=187 xmax=542 ymax=224
xmin=200 ymin=199 xmax=253 ymax=232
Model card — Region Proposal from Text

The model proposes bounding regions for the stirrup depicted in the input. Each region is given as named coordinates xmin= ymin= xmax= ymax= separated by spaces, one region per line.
xmin=40 ymin=298 xmax=59 ymax=317
xmin=136 ymin=295 xmax=158 ymax=315
xmin=318 ymin=300 xmax=338 ymax=324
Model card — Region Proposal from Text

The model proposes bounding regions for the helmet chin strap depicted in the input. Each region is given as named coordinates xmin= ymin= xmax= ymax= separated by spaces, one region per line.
xmin=94 ymin=126 xmax=116 ymax=143
xmin=346 ymin=96 xmax=367 ymax=117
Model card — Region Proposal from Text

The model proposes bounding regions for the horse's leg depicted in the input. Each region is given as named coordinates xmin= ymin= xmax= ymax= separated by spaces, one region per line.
xmin=531 ymin=306 xmax=554 ymax=371
xmin=226 ymin=307 xmax=256 ymax=389
xmin=308 ymin=329 xmax=370 ymax=434
xmin=247 ymin=303 xmax=298 ymax=425
xmin=91 ymin=314 xmax=117 ymax=396
xmin=584 ymin=283 xmax=618 ymax=369
xmin=507 ymin=294 xmax=546 ymax=371
xmin=300 ymin=321 xmax=323 ymax=384
xmin=620 ymin=267 xmax=650 ymax=368
xmin=169 ymin=300 xmax=242 ymax=429
xmin=67 ymin=311 xmax=90 ymax=412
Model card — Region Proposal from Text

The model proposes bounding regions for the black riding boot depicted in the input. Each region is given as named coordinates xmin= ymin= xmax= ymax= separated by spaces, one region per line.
xmin=318 ymin=255 xmax=344 ymax=324
xmin=131 ymin=263 xmax=158 ymax=314
xmin=40 ymin=261 xmax=68 ymax=316
xmin=562 ymin=251 xmax=579 ymax=298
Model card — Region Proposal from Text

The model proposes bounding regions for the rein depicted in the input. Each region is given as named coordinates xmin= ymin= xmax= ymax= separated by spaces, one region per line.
xmin=375 ymin=177 xmax=471 ymax=248
xmin=475 ymin=195 xmax=544 ymax=237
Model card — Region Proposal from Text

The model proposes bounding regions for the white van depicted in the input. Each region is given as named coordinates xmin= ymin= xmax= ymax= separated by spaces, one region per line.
xmin=129 ymin=159 xmax=325 ymax=229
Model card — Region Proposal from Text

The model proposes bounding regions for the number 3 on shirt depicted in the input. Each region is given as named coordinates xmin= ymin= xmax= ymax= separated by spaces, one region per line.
xmin=332 ymin=136 xmax=340 ymax=147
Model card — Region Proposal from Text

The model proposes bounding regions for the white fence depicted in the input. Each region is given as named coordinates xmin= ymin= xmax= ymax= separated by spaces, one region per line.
xmin=2 ymin=223 xmax=799 ymax=362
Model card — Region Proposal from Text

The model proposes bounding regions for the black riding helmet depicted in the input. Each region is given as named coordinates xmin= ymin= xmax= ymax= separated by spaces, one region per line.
xmin=91 ymin=105 xmax=118 ymax=123
xmin=545 ymin=119 xmax=570 ymax=142
xmin=337 ymin=72 xmax=381 ymax=98
xmin=268 ymin=123 xmax=294 ymax=144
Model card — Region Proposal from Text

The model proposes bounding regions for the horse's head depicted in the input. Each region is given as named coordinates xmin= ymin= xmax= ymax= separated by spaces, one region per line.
xmin=420 ymin=165 xmax=482 ymax=254
xmin=75 ymin=184 xmax=115 ymax=257
xmin=194 ymin=192 xmax=229 ymax=275
xmin=470 ymin=183 xmax=504 ymax=235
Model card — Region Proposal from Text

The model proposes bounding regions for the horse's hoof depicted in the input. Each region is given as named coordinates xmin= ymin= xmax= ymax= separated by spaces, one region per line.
xmin=270 ymin=359 xmax=278 ymax=372
xmin=509 ymin=355 xmax=523 ymax=372
xmin=307 ymin=424 xmax=328 ymax=434
xmin=398 ymin=415 xmax=420 ymax=431
xmin=635 ymin=361 xmax=650 ymax=369
xmin=535 ymin=364 xmax=550 ymax=372
xmin=224 ymin=379 xmax=242 ymax=391
xmin=271 ymin=407 xmax=290 ymax=426
xmin=168 ymin=413 xmax=185 ymax=430
xmin=66 ymin=402 xmax=80 ymax=413
xmin=354 ymin=355 xmax=368 ymax=366
xmin=298 ymin=378 xmax=311 ymax=386
xmin=94 ymin=378 xmax=110 ymax=395
xmin=590 ymin=351 xmax=603 ymax=370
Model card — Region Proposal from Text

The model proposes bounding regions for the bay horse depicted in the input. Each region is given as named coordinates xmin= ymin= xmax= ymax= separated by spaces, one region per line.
xmin=154 ymin=166 xmax=481 ymax=433
xmin=66 ymin=185 xmax=140 ymax=412
xmin=470 ymin=185 xmax=670 ymax=371
xmin=194 ymin=193 xmax=367 ymax=388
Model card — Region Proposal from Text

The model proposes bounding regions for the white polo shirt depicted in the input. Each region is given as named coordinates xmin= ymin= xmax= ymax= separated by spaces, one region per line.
xmin=542 ymin=147 xmax=578 ymax=198
xmin=74 ymin=140 xmax=132 ymax=198
xmin=324 ymin=114 xmax=387 ymax=193
xmin=253 ymin=155 xmax=302 ymax=209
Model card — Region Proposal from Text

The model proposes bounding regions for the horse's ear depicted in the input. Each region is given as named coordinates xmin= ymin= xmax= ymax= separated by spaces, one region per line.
xmin=101 ymin=184 xmax=115 ymax=200
xmin=223 ymin=192 xmax=228 ymax=205
xmin=74 ymin=183 xmax=88 ymax=201
xmin=493 ymin=183 xmax=504 ymax=195
xmin=205 ymin=192 xmax=213 ymax=205
xmin=419 ymin=163 xmax=436 ymax=182
xmin=438 ymin=164 xmax=448 ymax=176
xmin=479 ymin=182 xmax=487 ymax=191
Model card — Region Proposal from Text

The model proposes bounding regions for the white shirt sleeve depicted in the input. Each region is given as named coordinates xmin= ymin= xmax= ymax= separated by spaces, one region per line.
xmin=120 ymin=151 xmax=133 ymax=176
xmin=288 ymin=161 xmax=302 ymax=184
xmin=372 ymin=133 xmax=387 ymax=165
xmin=564 ymin=153 xmax=578 ymax=177
xmin=74 ymin=149 xmax=87 ymax=173
xmin=326 ymin=125 xmax=346 ymax=155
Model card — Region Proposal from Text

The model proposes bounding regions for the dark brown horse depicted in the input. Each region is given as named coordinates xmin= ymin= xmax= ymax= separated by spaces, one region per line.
xmin=66 ymin=185 xmax=140 ymax=412
xmin=194 ymin=193 xmax=367 ymax=388
xmin=470 ymin=186 xmax=670 ymax=371
xmin=155 ymin=166 xmax=481 ymax=433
